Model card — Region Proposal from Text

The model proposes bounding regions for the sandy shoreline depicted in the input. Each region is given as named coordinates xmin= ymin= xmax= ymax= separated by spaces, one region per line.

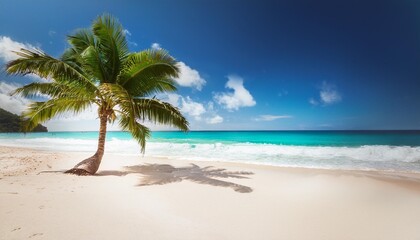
xmin=2 ymin=145 xmax=420 ymax=240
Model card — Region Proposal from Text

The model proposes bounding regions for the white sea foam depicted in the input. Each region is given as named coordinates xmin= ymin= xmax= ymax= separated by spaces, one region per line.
xmin=2 ymin=137 xmax=420 ymax=172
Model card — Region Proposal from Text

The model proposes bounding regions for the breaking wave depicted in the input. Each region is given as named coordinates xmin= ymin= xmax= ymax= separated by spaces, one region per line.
xmin=2 ymin=137 xmax=420 ymax=172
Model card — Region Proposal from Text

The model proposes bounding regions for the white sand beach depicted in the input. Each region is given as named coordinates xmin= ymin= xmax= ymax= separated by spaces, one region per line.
xmin=1 ymin=146 xmax=420 ymax=240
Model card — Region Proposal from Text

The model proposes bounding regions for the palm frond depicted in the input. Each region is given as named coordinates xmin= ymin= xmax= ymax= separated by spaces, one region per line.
xmin=118 ymin=115 xmax=150 ymax=153
xmin=67 ymin=28 xmax=95 ymax=54
xmin=80 ymin=45 xmax=107 ymax=82
xmin=60 ymin=48 xmax=84 ymax=73
xmin=12 ymin=81 xmax=96 ymax=100
xmin=6 ymin=48 xmax=97 ymax=92
xmin=118 ymin=49 xmax=179 ymax=96
xmin=21 ymin=98 xmax=94 ymax=132
xmin=66 ymin=29 xmax=105 ymax=81
xmin=5 ymin=14 xmax=190 ymax=154
xmin=98 ymin=83 xmax=187 ymax=130
xmin=92 ymin=14 xmax=129 ymax=83
xmin=97 ymin=83 xmax=133 ymax=109
xmin=134 ymin=98 xmax=189 ymax=131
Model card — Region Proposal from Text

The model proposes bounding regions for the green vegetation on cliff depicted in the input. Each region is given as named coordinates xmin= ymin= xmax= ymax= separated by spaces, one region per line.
xmin=0 ymin=108 xmax=47 ymax=132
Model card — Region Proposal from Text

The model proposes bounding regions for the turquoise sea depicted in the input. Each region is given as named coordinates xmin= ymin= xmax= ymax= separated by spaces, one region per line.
xmin=1 ymin=131 xmax=420 ymax=172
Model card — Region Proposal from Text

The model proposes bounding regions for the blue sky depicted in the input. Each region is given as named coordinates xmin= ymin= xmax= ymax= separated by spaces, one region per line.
xmin=0 ymin=0 xmax=420 ymax=130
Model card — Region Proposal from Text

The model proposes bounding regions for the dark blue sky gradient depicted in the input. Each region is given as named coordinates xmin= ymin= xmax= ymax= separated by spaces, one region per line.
xmin=0 ymin=0 xmax=419 ymax=130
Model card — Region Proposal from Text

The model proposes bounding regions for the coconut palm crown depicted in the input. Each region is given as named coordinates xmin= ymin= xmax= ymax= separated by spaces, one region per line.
xmin=5 ymin=14 xmax=189 ymax=175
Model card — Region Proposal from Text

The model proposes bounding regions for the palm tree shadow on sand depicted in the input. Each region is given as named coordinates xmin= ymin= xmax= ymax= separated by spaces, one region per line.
xmin=98 ymin=164 xmax=254 ymax=193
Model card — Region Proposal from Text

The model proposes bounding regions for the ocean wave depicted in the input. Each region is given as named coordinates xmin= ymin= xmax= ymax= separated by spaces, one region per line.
xmin=2 ymin=137 xmax=420 ymax=171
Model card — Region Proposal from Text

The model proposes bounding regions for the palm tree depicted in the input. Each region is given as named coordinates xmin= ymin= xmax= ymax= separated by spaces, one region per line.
xmin=5 ymin=14 xmax=189 ymax=175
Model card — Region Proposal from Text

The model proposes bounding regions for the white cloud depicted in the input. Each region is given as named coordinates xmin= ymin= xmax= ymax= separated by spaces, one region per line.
xmin=0 ymin=36 xmax=38 ymax=62
xmin=205 ymin=102 xmax=223 ymax=124
xmin=254 ymin=115 xmax=292 ymax=121
xmin=159 ymin=94 xmax=225 ymax=125
xmin=206 ymin=115 xmax=223 ymax=124
xmin=207 ymin=101 xmax=215 ymax=111
xmin=310 ymin=81 xmax=342 ymax=106
xmin=158 ymin=94 xmax=226 ymax=126
xmin=159 ymin=93 xmax=206 ymax=121
xmin=151 ymin=43 xmax=161 ymax=50
xmin=164 ymin=93 xmax=181 ymax=107
xmin=122 ymin=30 xmax=138 ymax=47
xmin=320 ymin=81 xmax=341 ymax=105
xmin=214 ymin=75 xmax=256 ymax=111
xmin=0 ymin=81 xmax=30 ymax=114
xmin=122 ymin=29 xmax=131 ymax=36
xmin=0 ymin=36 xmax=47 ymax=82
xmin=180 ymin=96 xmax=206 ymax=120
xmin=174 ymin=62 xmax=206 ymax=91
xmin=150 ymin=43 xmax=206 ymax=91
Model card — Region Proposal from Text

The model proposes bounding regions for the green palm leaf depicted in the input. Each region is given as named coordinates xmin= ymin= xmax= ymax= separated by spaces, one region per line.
xmin=6 ymin=48 xmax=97 ymax=92
xmin=92 ymin=14 xmax=129 ymax=83
xmin=21 ymin=98 xmax=94 ymax=132
xmin=5 ymin=14 xmax=189 ymax=174
xmin=118 ymin=49 xmax=179 ymax=97
xmin=119 ymin=115 xmax=150 ymax=153
xmin=134 ymin=98 xmax=189 ymax=131
xmin=13 ymin=82 xmax=96 ymax=100
xmin=67 ymin=28 xmax=95 ymax=54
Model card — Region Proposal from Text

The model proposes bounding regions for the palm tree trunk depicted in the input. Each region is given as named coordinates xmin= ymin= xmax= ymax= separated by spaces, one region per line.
xmin=65 ymin=114 xmax=108 ymax=175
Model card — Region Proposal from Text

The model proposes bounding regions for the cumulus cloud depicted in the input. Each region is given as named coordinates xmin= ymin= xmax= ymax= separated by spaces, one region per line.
xmin=164 ymin=93 xmax=181 ymax=107
xmin=310 ymin=81 xmax=342 ymax=106
xmin=206 ymin=115 xmax=223 ymax=124
xmin=180 ymin=96 xmax=206 ymax=120
xmin=320 ymin=83 xmax=341 ymax=104
xmin=204 ymin=102 xmax=223 ymax=124
xmin=214 ymin=75 xmax=256 ymax=111
xmin=159 ymin=93 xmax=206 ymax=120
xmin=0 ymin=36 xmax=47 ymax=82
xmin=159 ymin=94 xmax=225 ymax=125
xmin=122 ymin=29 xmax=131 ymax=36
xmin=254 ymin=115 xmax=292 ymax=121
xmin=207 ymin=101 xmax=215 ymax=111
xmin=150 ymin=43 xmax=206 ymax=91
xmin=151 ymin=42 xmax=161 ymax=50
xmin=0 ymin=82 xmax=30 ymax=114
xmin=174 ymin=62 xmax=206 ymax=91
xmin=0 ymin=36 xmax=38 ymax=62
